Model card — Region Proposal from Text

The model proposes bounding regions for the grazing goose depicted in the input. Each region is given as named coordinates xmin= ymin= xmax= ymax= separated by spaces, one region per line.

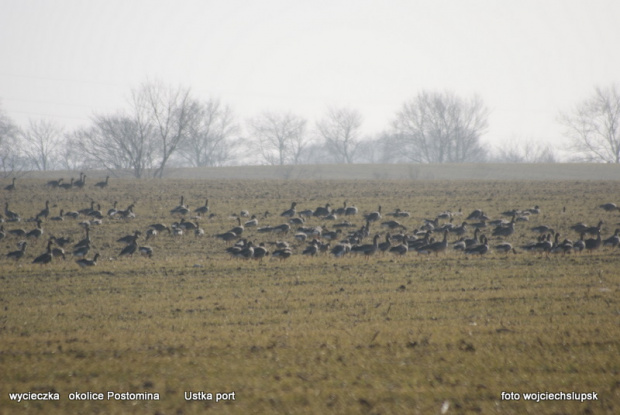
xmin=252 ymin=243 xmax=269 ymax=261
xmin=149 ymin=223 xmax=171 ymax=234
xmin=381 ymin=220 xmax=406 ymax=230
xmin=94 ymin=176 xmax=109 ymax=188
xmin=271 ymin=248 xmax=293 ymax=260
xmin=33 ymin=240 xmax=54 ymax=265
xmin=494 ymin=242 xmax=514 ymax=254
xmin=280 ymin=202 xmax=298 ymax=218
xmin=466 ymin=209 xmax=484 ymax=220
xmin=117 ymin=230 xmax=141 ymax=244
xmin=603 ymin=229 xmax=620 ymax=248
xmin=76 ymin=253 xmax=100 ymax=267
xmin=45 ymin=177 xmax=63 ymax=188
xmin=64 ymin=208 xmax=80 ymax=219
xmin=599 ymin=202 xmax=618 ymax=212
xmin=4 ymin=177 xmax=16 ymax=191
xmin=364 ymin=205 xmax=382 ymax=223
xmin=59 ymin=178 xmax=74 ymax=190
xmin=194 ymin=199 xmax=210 ymax=215
xmin=138 ymin=246 xmax=153 ymax=258
xmin=7 ymin=241 xmax=27 ymax=261
xmin=178 ymin=218 xmax=198 ymax=231
xmin=271 ymin=223 xmax=290 ymax=234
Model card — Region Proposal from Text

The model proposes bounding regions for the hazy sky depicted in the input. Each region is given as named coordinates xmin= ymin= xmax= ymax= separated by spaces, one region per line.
xmin=1 ymin=0 xmax=619 ymax=154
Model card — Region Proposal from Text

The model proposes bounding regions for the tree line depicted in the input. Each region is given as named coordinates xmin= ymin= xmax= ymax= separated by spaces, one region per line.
xmin=1 ymin=81 xmax=619 ymax=178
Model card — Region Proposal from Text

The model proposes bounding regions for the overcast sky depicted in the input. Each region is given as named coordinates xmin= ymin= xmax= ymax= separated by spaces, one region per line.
xmin=1 ymin=0 xmax=619 ymax=154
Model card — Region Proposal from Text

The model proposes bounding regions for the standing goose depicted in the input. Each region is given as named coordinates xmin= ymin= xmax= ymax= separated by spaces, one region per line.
xmin=170 ymin=196 xmax=188 ymax=215
xmin=73 ymin=173 xmax=86 ymax=189
xmin=313 ymin=203 xmax=332 ymax=218
xmin=33 ymin=240 xmax=54 ymax=265
xmin=280 ymin=202 xmax=297 ymax=218
xmin=25 ymin=219 xmax=44 ymax=239
xmin=36 ymin=200 xmax=50 ymax=220
xmin=4 ymin=202 xmax=20 ymax=221
xmin=94 ymin=176 xmax=109 ymax=188
xmin=194 ymin=199 xmax=210 ymax=215
xmin=603 ymin=229 xmax=620 ymax=248
xmin=252 ymin=243 xmax=269 ymax=261
xmin=4 ymin=177 xmax=16 ymax=191
xmin=229 ymin=217 xmax=244 ymax=236
xmin=365 ymin=205 xmax=382 ymax=223
xmin=344 ymin=201 xmax=358 ymax=216
xmin=417 ymin=230 xmax=449 ymax=256
xmin=584 ymin=230 xmax=602 ymax=253
xmin=76 ymin=253 xmax=100 ymax=267
xmin=352 ymin=234 xmax=380 ymax=258
xmin=119 ymin=233 xmax=139 ymax=257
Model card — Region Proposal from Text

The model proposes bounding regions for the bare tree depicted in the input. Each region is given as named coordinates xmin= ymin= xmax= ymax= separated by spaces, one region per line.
xmin=316 ymin=107 xmax=363 ymax=164
xmin=392 ymin=91 xmax=488 ymax=163
xmin=494 ymin=138 xmax=557 ymax=163
xmin=179 ymin=98 xmax=241 ymax=166
xmin=560 ymin=85 xmax=620 ymax=163
xmin=0 ymin=104 xmax=24 ymax=176
xmin=70 ymin=113 xmax=155 ymax=178
xmin=134 ymin=81 xmax=200 ymax=177
xmin=21 ymin=119 xmax=63 ymax=171
xmin=249 ymin=112 xmax=308 ymax=165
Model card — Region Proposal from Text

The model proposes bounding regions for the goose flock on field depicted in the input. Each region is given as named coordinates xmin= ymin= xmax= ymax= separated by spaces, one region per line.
xmin=1 ymin=176 xmax=620 ymax=268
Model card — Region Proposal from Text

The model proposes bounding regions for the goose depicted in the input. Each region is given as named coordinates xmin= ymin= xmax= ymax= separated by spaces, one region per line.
xmin=32 ymin=240 xmax=54 ymax=265
xmin=417 ymin=230 xmax=449 ymax=256
xmin=4 ymin=202 xmax=20 ymax=221
xmin=117 ymin=230 xmax=141 ymax=244
xmin=271 ymin=248 xmax=293 ymax=260
xmin=194 ymin=199 xmax=210 ymax=215
xmin=381 ymin=220 xmax=406 ymax=230
xmin=271 ymin=223 xmax=290 ymax=234
xmin=240 ymin=210 xmax=250 ymax=218
xmin=331 ymin=242 xmax=351 ymax=258
xmin=59 ymin=178 xmax=74 ymax=190
xmin=119 ymin=233 xmax=139 ymax=257
xmin=365 ymin=205 xmax=382 ymax=223
xmin=464 ymin=235 xmax=489 ymax=256
xmin=73 ymin=173 xmax=86 ymax=189
xmin=603 ymin=229 xmax=620 ymax=248
xmin=294 ymin=232 xmax=308 ymax=243
xmin=352 ymin=234 xmax=380 ymax=258
xmin=229 ymin=217 xmax=244 ymax=236
xmin=573 ymin=234 xmax=586 ymax=253
xmin=194 ymin=225 xmax=205 ymax=237
xmin=225 ymin=239 xmax=248 ymax=257
xmin=50 ymin=209 xmax=64 ymax=221
xmin=245 ymin=215 xmax=259 ymax=227
xmin=344 ymin=201 xmax=358 ymax=216
xmin=76 ymin=253 xmax=100 ymax=267
xmin=386 ymin=208 xmax=410 ymax=218
xmin=378 ymin=233 xmax=392 ymax=253
xmin=107 ymin=201 xmax=118 ymax=217
xmin=78 ymin=201 xmax=96 ymax=216
xmin=178 ymin=218 xmax=198 ymax=231
xmin=51 ymin=235 xmax=71 ymax=247
xmin=170 ymin=196 xmax=188 ymax=215
xmin=494 ymin=242 xmax=514 ymax=254
xmin=149 ymin=223 xmax=171 ymax=234
xmin=94 ymin=176 xmax=109 ymax=188
xmin=64 ymin=209 xmax=80 ymax=219
xmin=88 ymin=204 xmax=104 ymax=219
xmin=389 ymin=242 xmax=408 ymax=256
xmin=7 ymin=241 xmax=27 ymax=261
xmin=584 ymin=220 xmax=604 ymax=235
xmin=0 ymin=225 xmax=4 ymax=240
xmin=138 ymin=246 xmax=153 ymax=258
xmin=45 ymin=178 xmax=63 ymax=188
xmin=302 ymin=241 xmax=319 ymax=256
xmin=8 ymin=227 xmax=27 ymax=237
xmin=252 ymin=243 xmax=269 ymax=261
xmin=72 ymin=242 xmax=91 ymax=258
xmin=321 ymin=228 xmax=342 ymax=241
xmin=289 ymin=216 xmax=305 ymax=225
xmin=73 ymin=227 xmax=91 ymax=249
xmin=280 ymin=202 xmax=297 ymax=218
xmin=26 ymin=219 xmax=44 ymax=239
xmin=313 ymin=203 xmax=332 ymax=218
xmin=492 ymin=219 xmax=515 ymax=238
xmin=599 ymin=202 xmax=618 ymax=212
xmin=584 ymin=230 xmax=602 ymax=253
xmin=4 ymin=177 xmax=16 ymax=191
xmin=531 ymin=225 xmax=554 ymax=234
xmin=525 ymin=205 xmax=541 ymax=214
xmin=521 ymin=233 xmax=553 ymax=255
xmin=216 ymin=231 xmax=239 ymax=243
xmin=450 ymin=221 xmax=468 ymax=236
xmin=36 ymin=200 xmax=50 ymax=219
xmin=50 ymin=244 xmax=66 ymax=260
xmin=117 ymin=204 xmax=136 ymax=219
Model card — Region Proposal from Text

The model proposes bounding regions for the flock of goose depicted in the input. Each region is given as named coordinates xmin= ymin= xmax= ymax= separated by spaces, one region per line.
xmin=2 ymin=176 xmax=620 ymax=268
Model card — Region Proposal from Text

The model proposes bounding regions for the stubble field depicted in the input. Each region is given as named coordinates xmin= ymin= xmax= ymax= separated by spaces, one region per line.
xmin=1 ymin=174 xmax=619 ymax=414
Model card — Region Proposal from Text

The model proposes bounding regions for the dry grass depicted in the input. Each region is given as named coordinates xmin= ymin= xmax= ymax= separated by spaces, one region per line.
xmin=1 ymin=176 xmax=619 ymax=414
